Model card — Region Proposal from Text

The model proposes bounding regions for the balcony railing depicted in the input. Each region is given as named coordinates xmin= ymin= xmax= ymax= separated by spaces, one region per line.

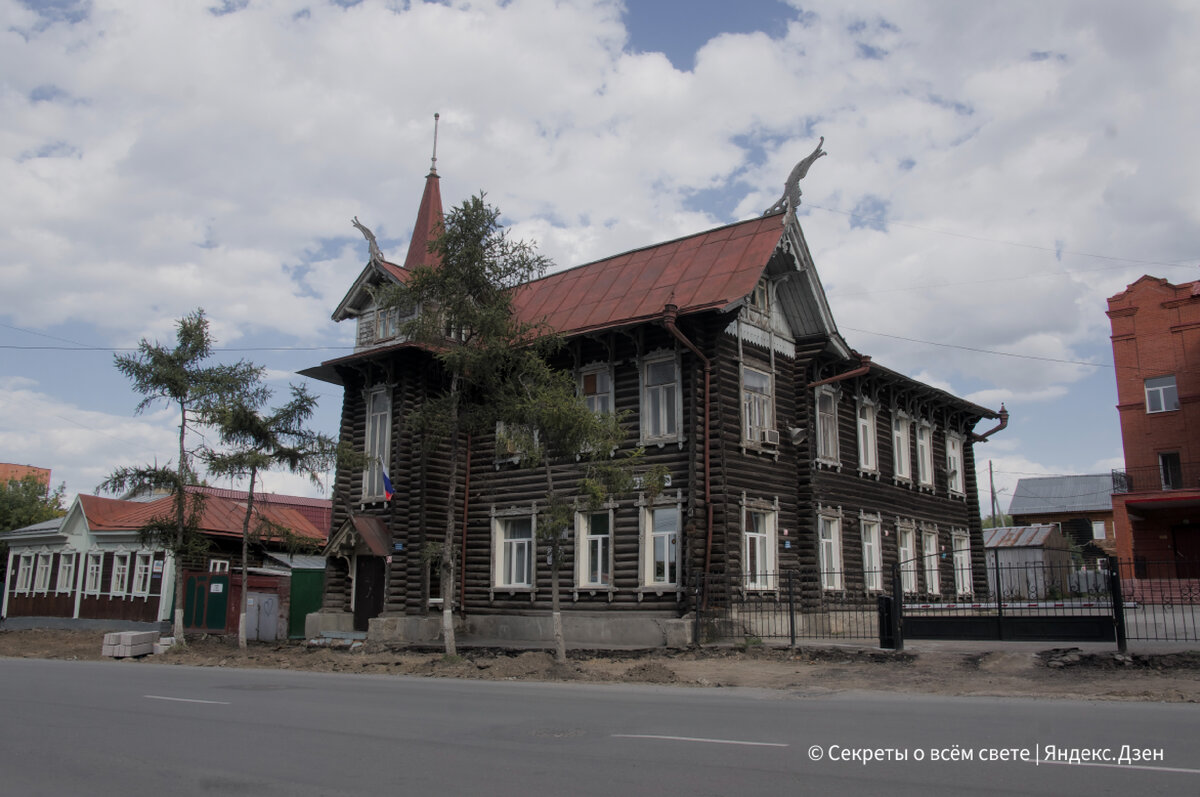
xmin=1112 ymin=462 xmax=1200 ymax=494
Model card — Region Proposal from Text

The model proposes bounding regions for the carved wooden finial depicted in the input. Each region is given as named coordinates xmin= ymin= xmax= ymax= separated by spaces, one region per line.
xmin=764 ymin=136 xmax=826 ymax=216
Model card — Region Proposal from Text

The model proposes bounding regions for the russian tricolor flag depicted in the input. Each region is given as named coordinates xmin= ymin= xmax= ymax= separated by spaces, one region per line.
xmin=382 ymin=467 xmax=395 ymax=502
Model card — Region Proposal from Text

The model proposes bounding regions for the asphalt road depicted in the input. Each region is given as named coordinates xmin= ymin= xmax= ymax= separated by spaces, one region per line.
xmin=1 ymin=658 xmax=1196 ymax=796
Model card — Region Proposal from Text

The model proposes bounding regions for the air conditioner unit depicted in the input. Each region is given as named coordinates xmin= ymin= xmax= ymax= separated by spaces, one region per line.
xmin=761 ymin=428 xmax=781 ymax=445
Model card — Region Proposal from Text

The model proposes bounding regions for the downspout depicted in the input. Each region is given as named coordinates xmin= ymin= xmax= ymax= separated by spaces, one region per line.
xmin=807 ymin=355 xmax=872 ymax=389
xmin=460 ymin=432 xmax=472 ymax=611
xmin=661 ymin=304 xmax=714 ymax=580
xmin=971 ymin=404 xmax=1009 ymax=443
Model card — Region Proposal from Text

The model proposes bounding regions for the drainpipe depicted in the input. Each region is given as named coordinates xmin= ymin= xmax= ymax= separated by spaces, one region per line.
xmin=972 ymin=404 xmax=1009 ymax=443
xmin=460 ymin=433 xmax=472 ymax=611
xmin=807 ymin=355 xmax=872 ymax=389
xmin=661 ymin=304 xmax=714 ymax=580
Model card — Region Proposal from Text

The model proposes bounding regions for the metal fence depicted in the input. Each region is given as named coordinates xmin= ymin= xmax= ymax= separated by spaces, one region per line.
xmin=692 ymin=570 xmax=879 ymax=645
xmin=1116 ymin=559 xmax=1200 ymax=643
xmin=694 ymin=558 xmax=1200 ymax=648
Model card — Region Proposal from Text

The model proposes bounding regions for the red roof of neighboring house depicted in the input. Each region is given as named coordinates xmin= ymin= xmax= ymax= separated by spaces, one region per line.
xmin=511 ymin=213 xmax=786 ymax=335
xmin=77 ymin=492 xmax=327 ymax=543
xmin=189 ymin=486 xmax=332 ymax=534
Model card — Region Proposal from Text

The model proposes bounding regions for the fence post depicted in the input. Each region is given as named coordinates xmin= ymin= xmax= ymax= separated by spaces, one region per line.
xmin=787 ymin=570 xmax=796 ymax=648
xmin=1108 ymin=556 xmax=1127 ymax=654
xmin=992 ymin=549 xmax=1005 ymax=641
xmin=693 ymin=574 xmax=703 ymax=647
xmin=890 ymin=561 xmax=904 ymax=651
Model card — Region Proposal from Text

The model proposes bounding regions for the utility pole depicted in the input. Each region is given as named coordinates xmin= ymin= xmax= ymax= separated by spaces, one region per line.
xmin=989 ymin=460 xmax=999 ymax=525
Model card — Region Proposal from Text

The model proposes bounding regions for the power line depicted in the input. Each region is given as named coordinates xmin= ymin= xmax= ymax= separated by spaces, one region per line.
xmin=840 ymin=326 xmax=1113 ymax=368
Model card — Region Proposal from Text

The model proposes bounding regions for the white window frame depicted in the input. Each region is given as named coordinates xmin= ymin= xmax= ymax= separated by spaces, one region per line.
xmin=743 ymin=504 xmax=778 ymax=590
xmin=857 ymin=398 xmax=878 ymax=473
xmin=363 ymin=386 xmax=392 ymax=501
xmin=893 ymin=411 xmax=912 ymax=481
xmin=1145 ymin=375 xmax=1179 ymax=414
xmin=15 ymin=553 xmax=34 ymax=592
xmin=493 ymin=514 xmax=535 ymax=589
xmin=898 ymin=522 xmax=917 ymax=593
xmin=580 ymin=364 xmax=614 ymax=415
xmin=56 ymin=552 xmax=75 ymax=594
xmin=209 ymin=559 xmax=230 ymax=574
xmin=916 ymin=422 xmax=934 ymax=488
xmin=84 ymin=552 xmax=103 ymax=594
xmin=641 ymin=353 xmax=681 ymax=444
xmin=375 ymin=305 xmax=399 ymax=341
xmin=575 ymin=509 xmax=613 ymax=589
xmin=922 ymin=529 xmax=940 ymax=595
xmin=1092 ymin=520 xmax=1107 ymax=540
xmin=110 ymin=552 xmax=130 ymax=596
xmin=641 ymin=504 xmax=680 ymax=587
xmin=742 ymin=366 xmax=775 ymax=445
xmin=132 ymin=552 xmax=153 ymax=596
xmin=946 ymin=432 xmax=965 ymax=496
xmin=34 ymin=552 xmax=53 ymax=592
xmin=815 ymin=386 xmax=840 ymax=466
xmin=861 ymin=516 xmax=882 ymax=592
xmin=952 ymin=531 xmax=972 ymax=596
xmin=818 ymin=510 xmax=843 ymax=591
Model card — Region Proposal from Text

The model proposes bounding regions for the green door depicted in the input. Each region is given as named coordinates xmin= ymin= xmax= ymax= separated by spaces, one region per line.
xmin=183 ymin=573 xmax=229 ymax=632
xmin=289 ymin=569 xmax=325 ymax=638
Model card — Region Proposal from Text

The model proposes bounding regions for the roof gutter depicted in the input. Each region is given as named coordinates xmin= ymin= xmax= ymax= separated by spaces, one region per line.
xmin=807 ymin=355 xmax=872 ymax=388
xmin=661 ymin=304 xmax=714 ymax=584
xmin=972 ymin=404 xmax=1009 ymax=443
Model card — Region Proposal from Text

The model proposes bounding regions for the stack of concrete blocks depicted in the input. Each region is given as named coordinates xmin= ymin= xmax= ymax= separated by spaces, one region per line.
xmin=101 ymin=630 xmax=158 ymax=658
xmin=153 ymin=637 xmax=175 ymax=655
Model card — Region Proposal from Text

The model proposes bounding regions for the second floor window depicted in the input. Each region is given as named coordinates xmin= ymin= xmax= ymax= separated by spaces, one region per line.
xmin=642 ymin=357 xmax=679 ymax=442
xmin=364 ymin=387 xmax=391 ymax=500
xmin=893 ymin=412 xmax=912 ymax=480
xmin=916 ymin=423 xmax=934 ymax=488
xmin=946 ymin=433 xmax=965 ymax=495
xmin=581 ymin=367 xmax=613 ymax=414
xmin=1145 ymin=375 xmax=1179 ymax=413
xmin=743 ymin=367 xmax=774 ymax=444
xmin=816 ymin=387 xmax=839 ymax=464
xmin=857 ymin=400 xmax=878 ymax=472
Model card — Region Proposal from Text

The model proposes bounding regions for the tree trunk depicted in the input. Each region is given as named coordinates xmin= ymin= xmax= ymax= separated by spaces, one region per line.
xmin=173 ymin=401 xmax=188 ymax=645
xmin=238 ymin=469 xmax=257 ymax=650
xmin=544 ymin=460 xmax=566 ymax=664
xmin=441 ymin=372 xmax=461 ymax=657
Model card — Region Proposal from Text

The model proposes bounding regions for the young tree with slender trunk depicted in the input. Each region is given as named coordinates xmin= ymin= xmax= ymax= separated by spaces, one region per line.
xmin=377 ymin=194 xmax=549 ymax=656
xmin=102 ymin=309 xmax=266 ymax=642
xmin=203 ymin=384 xmax=337 ymax=648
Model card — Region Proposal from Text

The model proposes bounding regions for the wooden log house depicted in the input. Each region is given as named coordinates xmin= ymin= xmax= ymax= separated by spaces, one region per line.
xmin=303 ymin=163 xmax=1004 ymax=644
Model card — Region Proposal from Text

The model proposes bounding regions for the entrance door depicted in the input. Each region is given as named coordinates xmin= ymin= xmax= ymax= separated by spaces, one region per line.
xmin=354 ymin=557 xmax=386 ymax=632
xmin=1172 ymin=525 xmax=1200 ymax=579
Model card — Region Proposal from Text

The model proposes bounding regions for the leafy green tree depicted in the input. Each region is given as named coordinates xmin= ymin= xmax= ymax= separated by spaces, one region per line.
xmin=377 ymin=194 xmax=550 ymax=656
xmin=203 ymin=384 xmax=337 ymax=648
xmin=1 ymin=475 xmax=68 ymax=583
xmin=101 ymin=309 xmax=266 ymax=642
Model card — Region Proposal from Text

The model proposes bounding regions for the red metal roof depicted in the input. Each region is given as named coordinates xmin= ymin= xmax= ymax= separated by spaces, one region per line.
xmin=511 ymin=213 xmax=785 ymax=335
xmin=78 ymin=492 xmax=326 ymax=543
xmin=403 ymin=170 xmax=443 ymax=270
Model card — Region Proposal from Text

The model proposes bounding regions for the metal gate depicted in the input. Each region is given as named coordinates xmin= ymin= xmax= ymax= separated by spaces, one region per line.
xmin=246 ymin=592 xmax=279 ymax=642
xmin=183 ymin=572 xmax=229 ymax=632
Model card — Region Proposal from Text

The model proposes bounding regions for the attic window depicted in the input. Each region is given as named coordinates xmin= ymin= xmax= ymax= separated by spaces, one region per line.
xmin=376 ymin=307 xmax=399 ymax=341
xmin=749 ymin=281 xmax=770 ymax=315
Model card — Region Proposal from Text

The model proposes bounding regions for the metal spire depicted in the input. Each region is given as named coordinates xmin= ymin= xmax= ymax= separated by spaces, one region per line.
xmin=430 ymin=112 xmax=439 ymax=175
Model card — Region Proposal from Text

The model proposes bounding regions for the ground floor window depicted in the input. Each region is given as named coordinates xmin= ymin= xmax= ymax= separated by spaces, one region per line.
xmin=34 ymin=553 xmax=53 ymax=592
xmin=861 ymin=517 xmax=882 ymax=592
xmin=818 ymin=513 xmax=843 ymax=590
xmin=952 ymin=531 xmax=972 ymax=595
xmin=743 ymin=507 xmax=777 ymax=590
xmin=133 ymin=553 xmax=154 ymax=596
xmin=898 ymin=523 xmax=917 ymax=593
xmin=494 ymin=516 xmax=535 ymax=588
xmin=111 ymin=553 xmax=130 ymax=596
xmin=642 ymin=506 xmax=679 ymax=586
xmin=57 ymin=553 xmax=75 ymax=594
xmin=84 ymin=552 xmax=103 ymax=594
xmin=15 ymin=553 xmax=34 ymax=592
xmin=922 ymin=529 xmax=940 ymax=595
xmin=576 ymin=510 xmax=612 ymax=588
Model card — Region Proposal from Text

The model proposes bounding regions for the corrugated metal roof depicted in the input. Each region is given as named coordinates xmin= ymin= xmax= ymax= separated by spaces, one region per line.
xmin=262 ymin=552 xmax=327 ymax=570
xmin=510 ymin=213 xmax=787 ymax=336
xmin=984 ymin=525 xmax=1061 ymax=548
xmin=1008 ymin=474 xmax=1113 ymax=516
xmin=77 ymin=493 xmax=326 ymax=543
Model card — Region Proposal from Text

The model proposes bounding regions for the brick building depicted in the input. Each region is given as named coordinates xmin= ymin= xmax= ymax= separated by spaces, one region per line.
xmin=1107 ymin=276 xmax=1200 ymax=576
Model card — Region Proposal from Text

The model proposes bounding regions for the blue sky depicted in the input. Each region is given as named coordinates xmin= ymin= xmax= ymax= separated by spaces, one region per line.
xmin=3 ymin=0 xmax=1199 ymax=513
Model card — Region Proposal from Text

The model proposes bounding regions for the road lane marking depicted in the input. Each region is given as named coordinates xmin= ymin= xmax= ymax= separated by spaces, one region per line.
xmin=144 ymin=695 xmax=230 ymax=705
xmin=1039 ymin=760 xmax=1200 ymax=776
xmin=613 ymin=734 xmax=787 ymax=748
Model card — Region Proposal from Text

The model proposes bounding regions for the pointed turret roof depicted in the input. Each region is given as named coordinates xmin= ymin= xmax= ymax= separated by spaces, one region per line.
xmin=403 ymin=127 xmax=444 ymax=270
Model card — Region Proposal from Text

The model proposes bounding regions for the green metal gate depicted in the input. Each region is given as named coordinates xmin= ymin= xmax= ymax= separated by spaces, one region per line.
xmin=289 ymin=569 xmax=325 ymax=639
xmin=183 ymin=572 xmax=229 ymax=632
